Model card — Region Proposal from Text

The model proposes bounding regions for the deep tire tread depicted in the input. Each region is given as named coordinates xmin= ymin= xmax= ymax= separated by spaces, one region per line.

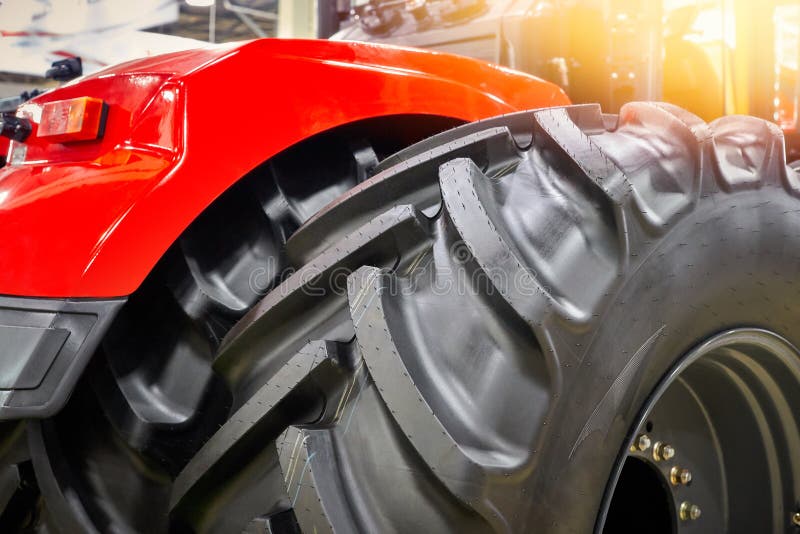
xmin=169 ymin=102 xmax=796 ymax=533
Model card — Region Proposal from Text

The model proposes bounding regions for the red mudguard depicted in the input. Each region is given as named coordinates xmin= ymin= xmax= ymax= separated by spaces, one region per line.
xmin=0 ymin=39 xmax=568 ymax=298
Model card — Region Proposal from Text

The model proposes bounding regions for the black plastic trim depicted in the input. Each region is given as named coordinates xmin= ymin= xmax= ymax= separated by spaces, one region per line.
xmin=0 ymin=296 xmax=125 ymax=419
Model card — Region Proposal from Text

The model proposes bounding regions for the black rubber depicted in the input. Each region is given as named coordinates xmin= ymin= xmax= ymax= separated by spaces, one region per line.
xmin=168 ymin=102 xmax=800 ymax=533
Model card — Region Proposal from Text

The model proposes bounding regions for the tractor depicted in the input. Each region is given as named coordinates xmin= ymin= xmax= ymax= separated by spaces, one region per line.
xmin=0 ymin=5 xmax=798 ymax=534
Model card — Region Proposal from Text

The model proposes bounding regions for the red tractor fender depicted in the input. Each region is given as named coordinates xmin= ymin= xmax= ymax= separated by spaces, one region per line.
xmin=0 ymin=39 xmax=568 ymax=298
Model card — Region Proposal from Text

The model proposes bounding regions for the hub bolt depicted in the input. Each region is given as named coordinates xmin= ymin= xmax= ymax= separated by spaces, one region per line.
xmin=631 ymin=434 xmax=651 ymax=452
xmin=670 ymin=466 xmax=692 ymax=486
xmin=792 ymin=511 xmax=800 ymax=526
xmin=653 ymin=442 xmax=675 ymax=461
xmin=680 ymin=501 xmax=702 ymax=521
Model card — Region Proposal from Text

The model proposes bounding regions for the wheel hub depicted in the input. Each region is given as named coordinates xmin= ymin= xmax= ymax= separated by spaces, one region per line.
xmin=602 ymin=329 xmax=800 ymax=533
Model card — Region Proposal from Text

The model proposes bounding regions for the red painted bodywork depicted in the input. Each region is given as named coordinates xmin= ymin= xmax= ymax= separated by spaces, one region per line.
xmin=0 ymin=39 xmax=568 ymax=298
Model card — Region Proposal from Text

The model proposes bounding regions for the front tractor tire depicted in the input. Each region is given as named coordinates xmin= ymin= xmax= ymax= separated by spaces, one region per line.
xmin=9 ymin=103 xmax=800 ymax=533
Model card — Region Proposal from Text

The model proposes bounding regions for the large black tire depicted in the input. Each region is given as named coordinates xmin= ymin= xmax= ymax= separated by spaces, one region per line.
xmin=167 ymin=103 xmax=800 ymax=533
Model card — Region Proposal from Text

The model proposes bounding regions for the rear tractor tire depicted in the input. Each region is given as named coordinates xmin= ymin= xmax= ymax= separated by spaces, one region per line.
xmin=12 ymin=103 xmax=800 ymax=533
xmin=171 ymin=103 xmax=800 ymax=533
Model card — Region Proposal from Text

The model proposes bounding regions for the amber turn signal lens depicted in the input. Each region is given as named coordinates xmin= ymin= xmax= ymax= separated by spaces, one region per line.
xmin=37 ymin=97 xmax=106 ymax=143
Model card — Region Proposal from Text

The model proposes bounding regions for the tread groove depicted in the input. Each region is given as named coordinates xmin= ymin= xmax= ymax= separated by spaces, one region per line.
xmin=171 ymin=340 xmax=338 ymax=511
xmin=215 ymin=204 xmax=432 ymax=405
xmin=287 ymin=127 xmax=521 ymax=266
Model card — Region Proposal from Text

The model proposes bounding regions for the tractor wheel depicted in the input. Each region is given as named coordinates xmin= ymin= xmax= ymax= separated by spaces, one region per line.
xmin=7 ymin=103 xmax=800 ymax=533
xmin=168 ymin=103 xmax=800 ymax=533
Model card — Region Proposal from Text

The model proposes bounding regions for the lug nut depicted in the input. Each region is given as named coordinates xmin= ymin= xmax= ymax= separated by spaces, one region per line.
xmin=631 ymin=434 xmax=651 ymax=452
xmin=653 ymin=441 xmax=675 ymax=461
xmin=653 ymin=441 xmax=675 ymax=462
xmin=670 ymin=466 xmax=692 ymax=485
xmin=680 ymin=501 xmax=702 ymax=521
xmin=792 ymin=511 xmax=800 ymax=526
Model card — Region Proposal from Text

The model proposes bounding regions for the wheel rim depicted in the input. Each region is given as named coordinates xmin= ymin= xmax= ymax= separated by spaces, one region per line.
xmin=600 ymin=329 xmax=800 ymax=533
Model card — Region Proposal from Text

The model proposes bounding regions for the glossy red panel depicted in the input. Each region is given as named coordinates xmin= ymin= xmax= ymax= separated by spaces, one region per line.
xmin=0 ymin=39 xmax=569 ymax=297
